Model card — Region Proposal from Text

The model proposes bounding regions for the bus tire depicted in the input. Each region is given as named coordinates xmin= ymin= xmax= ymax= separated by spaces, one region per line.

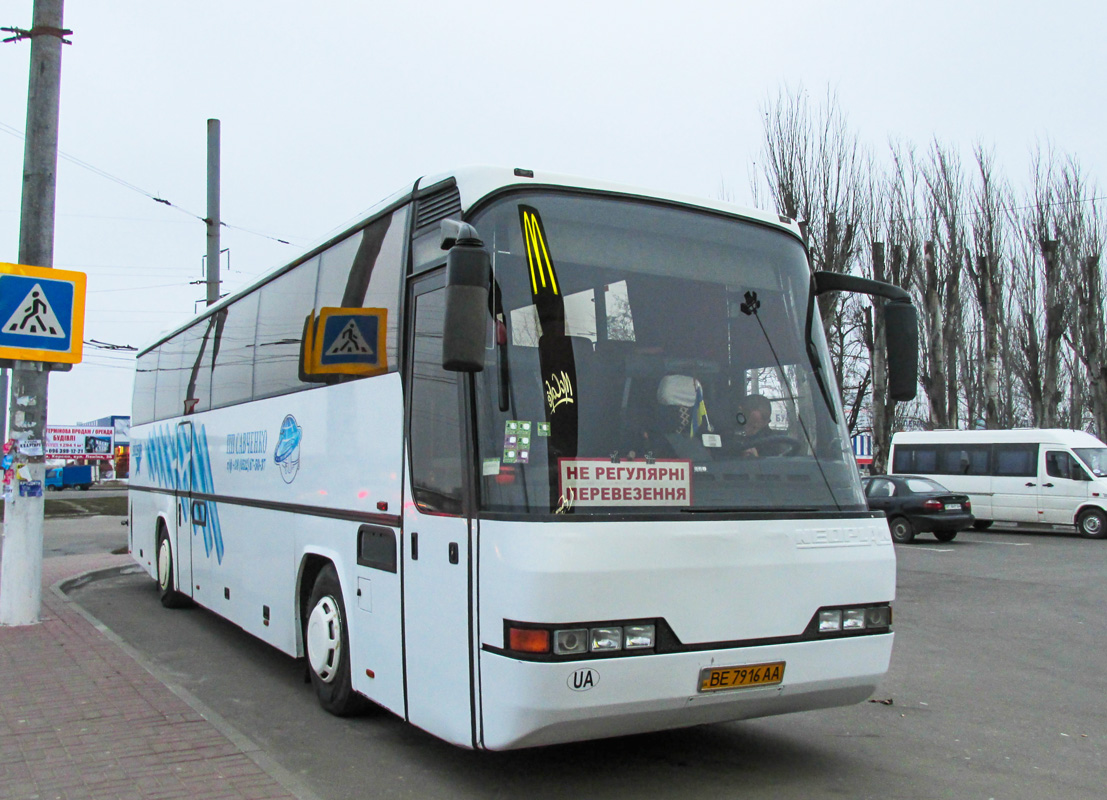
xmin=934 ymin=530 xmax=958 ymax=542
xmin=305 ymin=564 xmax=367 ymax=716
xmin=1076 ymin=508 xmax=1107 ymax=539
xmin=157 ymin=527 xmax=192 ymax=609
xmin=972 ymin=520 xmax=993 ymax=531
xmin=888 ymin=516 xmax=915 ymax=544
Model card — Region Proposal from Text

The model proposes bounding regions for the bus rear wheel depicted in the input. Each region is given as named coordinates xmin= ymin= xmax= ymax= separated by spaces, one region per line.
xmin=156 ymin=527 xmax=192 ymax=608
xmin=305 ymin=564 xmax=368 ymax=716
xmin=1076 ymin=508 xmax=1107 ymax=539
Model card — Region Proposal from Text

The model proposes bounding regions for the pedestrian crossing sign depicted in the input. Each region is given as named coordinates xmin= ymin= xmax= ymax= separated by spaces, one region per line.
xmin=0 ymin=263 xmax=86 ymax=364
xmin=305 ymin=307 xmax=387 ymax=377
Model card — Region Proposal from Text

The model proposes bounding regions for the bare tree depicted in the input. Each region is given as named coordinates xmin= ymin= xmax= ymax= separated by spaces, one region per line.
xmin=965 ymin=145 xmax=1010 ymax=429
xmin=1010 ymin=147 xmax=1072 ymax=427
xmin=756 ymin=85 xmax=870 ymax=396
xmin=1052 ymin=156 xmax=1107 ymax=436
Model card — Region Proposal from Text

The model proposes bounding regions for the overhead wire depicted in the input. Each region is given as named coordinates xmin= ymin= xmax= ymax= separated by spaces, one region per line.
xmin=0 ymin=120 xmax=300 ymax=246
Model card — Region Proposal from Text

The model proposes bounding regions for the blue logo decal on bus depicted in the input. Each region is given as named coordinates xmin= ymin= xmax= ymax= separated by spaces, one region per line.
xmin=274 ymin=414 xmax=302 ymax=484
xmin=141 ymin=424 xmax=225 ymax=564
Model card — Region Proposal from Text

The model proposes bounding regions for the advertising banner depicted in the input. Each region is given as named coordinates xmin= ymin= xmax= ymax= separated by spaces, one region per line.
xmin=45 ymin=426 xmax=115 ymax=460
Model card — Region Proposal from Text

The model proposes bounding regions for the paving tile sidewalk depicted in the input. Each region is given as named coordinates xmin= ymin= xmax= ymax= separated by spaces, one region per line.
xmin=0 ymin=554 xmax=300 ymax=800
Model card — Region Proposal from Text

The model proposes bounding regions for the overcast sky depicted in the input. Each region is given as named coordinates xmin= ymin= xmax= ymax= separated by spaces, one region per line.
xmin=2 ymin=0 xmax=1104 ymax=427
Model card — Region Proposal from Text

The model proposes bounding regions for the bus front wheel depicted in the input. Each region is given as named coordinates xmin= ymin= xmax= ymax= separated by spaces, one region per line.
xmin=305 ymin=564 xmax=367 ymax=716
xmin=156 ymin=527 xmax=192 ymax=609
xmin=1076 ymin=508 xmax=1107 ymax=539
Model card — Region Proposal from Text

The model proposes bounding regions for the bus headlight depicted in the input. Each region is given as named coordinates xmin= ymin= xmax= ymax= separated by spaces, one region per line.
xmin=590 ymin=627 xmax=623 ymax=652
xmin=507 ymin=619 xmax=659 ymax=658
xmin=813 ymin=604 xmax=892 ymax=637
xmin=624 ymin=624 xmax=656 ymax=649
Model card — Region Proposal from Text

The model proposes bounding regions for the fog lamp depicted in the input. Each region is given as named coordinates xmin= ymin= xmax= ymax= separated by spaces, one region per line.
xmin=553 ymin=628 xmax=589 ymax=655
xmin=865 ymin=606 xmax=892 ymax=628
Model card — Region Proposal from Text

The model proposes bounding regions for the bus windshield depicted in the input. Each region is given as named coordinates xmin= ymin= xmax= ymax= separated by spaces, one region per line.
xmin=471 ymin=191 xmax=864 ymax=516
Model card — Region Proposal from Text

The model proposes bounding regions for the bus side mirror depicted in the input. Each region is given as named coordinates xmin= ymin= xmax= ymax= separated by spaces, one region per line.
xmin=442 ymin=231 xmax=490 ymax=372
xmin=884 ymin=299 xmax=918 ymax=402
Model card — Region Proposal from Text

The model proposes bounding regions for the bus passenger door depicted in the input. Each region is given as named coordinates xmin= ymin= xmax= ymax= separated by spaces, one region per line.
xmin=175 ymin=421 xmax=194 ymax=597
xmin=402 ymin=278 xmax=476 ymax=747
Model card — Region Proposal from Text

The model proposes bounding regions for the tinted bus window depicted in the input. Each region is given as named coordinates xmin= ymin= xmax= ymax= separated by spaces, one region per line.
xmin=153 ymin=334 xmax=184 ymax=421
xmin=133 ymin=350 xmax=158 ymax=425
xmin=184 ymin=315 xmax=220 ymax=414
xmin=254 ymin=258 xmax=319 ymax=400
xmin=314 ymin=206 xmax=408 ymax=373
xmin=409 ymin=287 xmax=463 ymax=514
xmin=211 ymin=296 xmax=259 ymax=408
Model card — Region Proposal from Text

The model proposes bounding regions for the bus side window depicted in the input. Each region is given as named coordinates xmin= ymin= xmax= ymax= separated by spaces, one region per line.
xmin=409 ymin=288 xmax=464 ymax=515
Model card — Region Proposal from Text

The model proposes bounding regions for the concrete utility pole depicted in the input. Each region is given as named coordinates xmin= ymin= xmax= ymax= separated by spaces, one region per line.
xmin=0 ymin=0 xmax=67 ymax=626
xmin=206 ymin=119 xmax=220 ymax=305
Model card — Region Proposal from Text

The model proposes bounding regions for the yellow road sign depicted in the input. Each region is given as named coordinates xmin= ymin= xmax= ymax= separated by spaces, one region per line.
xmin=0 ymin=262 xmax=86 ymax=364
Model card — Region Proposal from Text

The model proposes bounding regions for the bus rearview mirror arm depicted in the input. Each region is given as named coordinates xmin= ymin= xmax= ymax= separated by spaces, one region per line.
xmin=441 ymin=221 xmax=491 ymax=372
xmin=813 ymin=271 xmax=918 ymax=402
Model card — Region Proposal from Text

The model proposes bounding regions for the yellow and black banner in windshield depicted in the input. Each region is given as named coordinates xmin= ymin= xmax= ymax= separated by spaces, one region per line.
xmin=519 ymin=205 xmax=565 ymax=333
xmin=518 ymin=205 xmax=579 ymax=507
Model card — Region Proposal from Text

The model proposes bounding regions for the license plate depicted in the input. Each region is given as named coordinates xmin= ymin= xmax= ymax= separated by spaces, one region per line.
xmin=944 ymin=503 xmax=961 ymax=511
xmin=698 ymin=661 xmax=785 ymax=692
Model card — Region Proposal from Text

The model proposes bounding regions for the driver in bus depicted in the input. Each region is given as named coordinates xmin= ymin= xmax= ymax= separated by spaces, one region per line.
xmin=736 ymin=393 xmax=777 ymax=457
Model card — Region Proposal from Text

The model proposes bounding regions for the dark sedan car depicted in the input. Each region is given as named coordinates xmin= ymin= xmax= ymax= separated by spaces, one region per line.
xmin=861 ymin=474 xmax=974 ymax=543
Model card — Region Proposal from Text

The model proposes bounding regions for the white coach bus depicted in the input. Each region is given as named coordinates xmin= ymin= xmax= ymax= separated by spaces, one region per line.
xmin=890 ymin=429 xmax=1107 ymax=538
xmin=129 ymin=167 xmax=918 ymax=749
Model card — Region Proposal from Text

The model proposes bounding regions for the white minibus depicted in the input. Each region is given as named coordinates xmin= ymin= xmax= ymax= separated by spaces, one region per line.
xmin=890 ymin=429 xmax=1107 ymax=538
xmin=129 ymin=167 xmax=918 ymax=749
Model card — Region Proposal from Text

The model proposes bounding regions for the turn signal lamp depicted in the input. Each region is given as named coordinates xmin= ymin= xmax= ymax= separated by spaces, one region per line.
xmin=508 ymin=627 xmax=550 ymax=654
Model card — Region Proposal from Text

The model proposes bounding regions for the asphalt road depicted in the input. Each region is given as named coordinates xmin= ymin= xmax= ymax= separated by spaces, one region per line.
xmin=68 ymin=525 xmax=1107 ymax=800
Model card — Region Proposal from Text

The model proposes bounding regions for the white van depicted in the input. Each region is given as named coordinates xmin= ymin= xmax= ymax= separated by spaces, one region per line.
xmin=889 ymin=429 xmax=1107 ymax=539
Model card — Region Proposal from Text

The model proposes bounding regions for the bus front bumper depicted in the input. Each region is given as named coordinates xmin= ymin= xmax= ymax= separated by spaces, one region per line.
xmin=477 ymin=632 xmax=893 ymax=750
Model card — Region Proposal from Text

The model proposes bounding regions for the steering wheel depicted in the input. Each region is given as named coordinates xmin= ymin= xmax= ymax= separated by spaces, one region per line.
xmin=737 ymin=434 xmax=803 ymax=457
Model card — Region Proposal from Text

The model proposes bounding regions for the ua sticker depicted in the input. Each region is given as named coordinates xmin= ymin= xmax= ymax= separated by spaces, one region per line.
xmin=567 ymin=668 xmax=599 ymax=692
